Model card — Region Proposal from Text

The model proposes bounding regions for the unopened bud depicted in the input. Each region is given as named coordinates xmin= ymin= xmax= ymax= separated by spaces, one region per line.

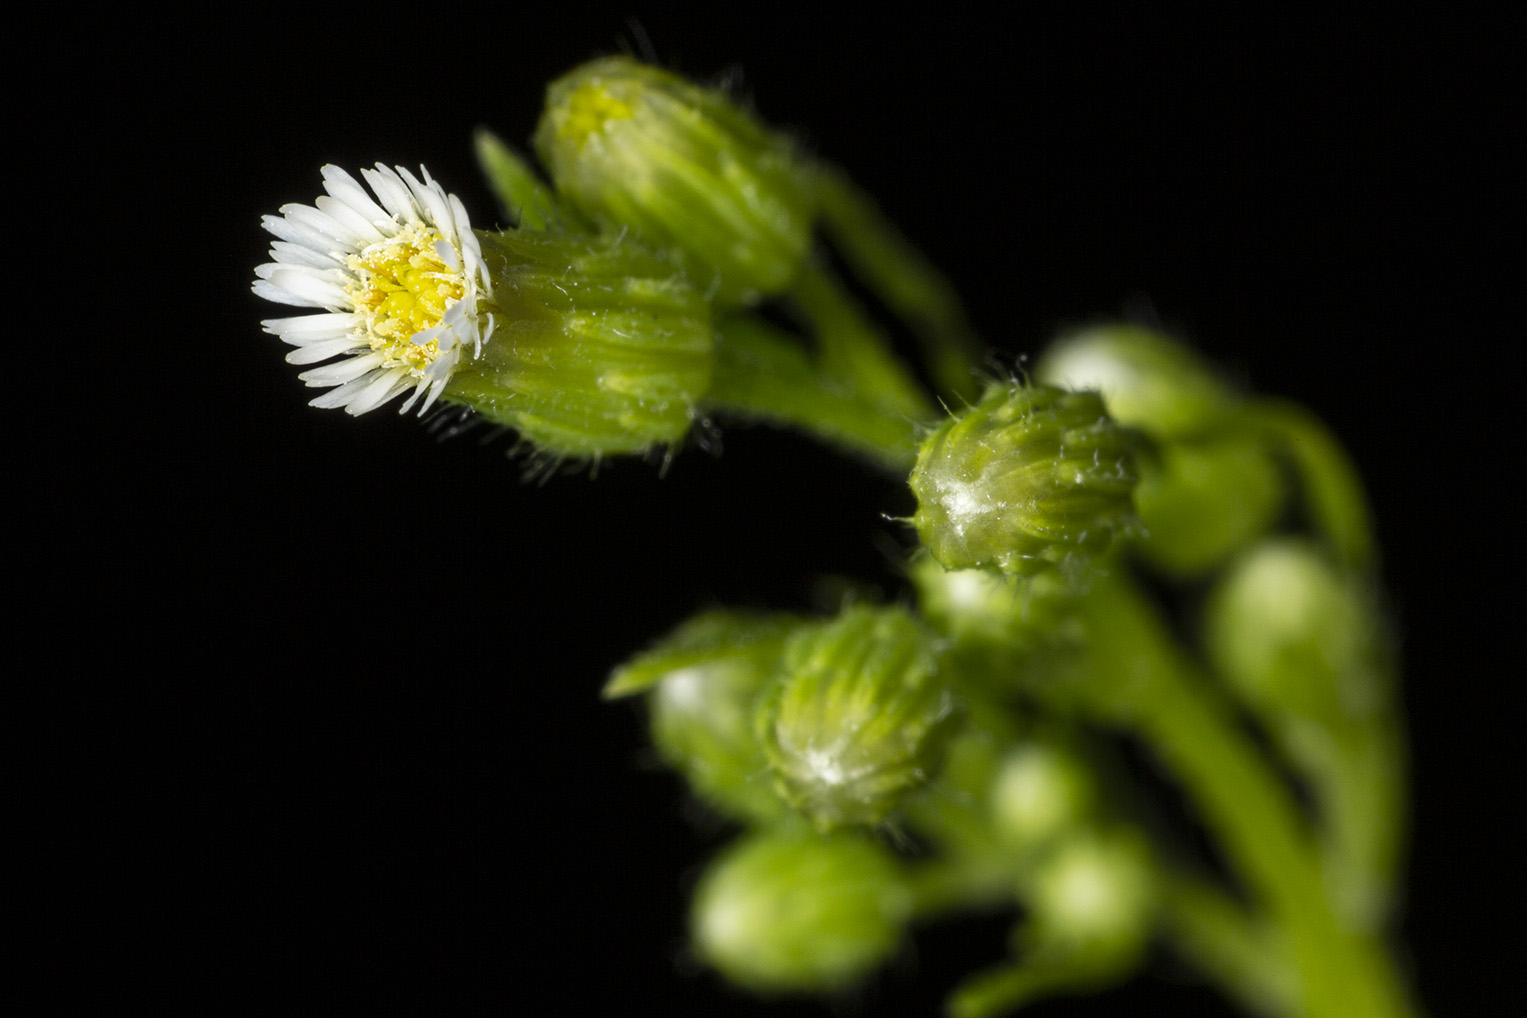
xmin=1035 ymin=324 xmax=1238 ymax=440
xmin=760 ymin=606 xmax=958 ymax=830
xmin=1133 ymin=435 xmax=1285 ymax=576
xmin=991 ymin=742 xmax=1095 ymax=852
xmin=909 ymin=384 xmax=1139 ymax=576
xmin=535 ymin=56 xmax=816 ymax=307
xmin=1204 ymin=539 xmax=1388 ymax=725
xmin=1029 ymin=830 xmax=1154 ymax=953
xmin=691 ymin=829 xmax=910 ymax=992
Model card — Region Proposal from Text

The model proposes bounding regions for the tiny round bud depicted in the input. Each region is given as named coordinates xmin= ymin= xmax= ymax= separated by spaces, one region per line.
xmin=1035 ymin=325 xmax=1239 ymax=440
xmin=691 ymin=829 xmax=910 ymax=993
xmin=606 ymin=612 xmax=799 ymax=824
xmin=535 ymin=56 xmax=816 ymax=307
xmin=909 ymin=384 xmax=1139 ymax=576
xmin=1029 ymin=830 xmax=1154 ymax=952
xmin=990 ymin=743 xmax=1095 ymax=852
xmin=910 ymin=554 xmax=1084 ymax=657
xmin=447 ymin=228 xmax=713 ymax=457
xmin=1204 ymin=539 xmax=1388 ymax=725
xmin=1133 ymin=435 xmax=1285 ymax=576
xmin=760 ymin=606 xmax=959 ymax=830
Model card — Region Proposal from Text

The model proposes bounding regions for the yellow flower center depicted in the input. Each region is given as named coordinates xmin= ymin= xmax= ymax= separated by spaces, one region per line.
xmin=559 ymin=83 xmax=635 ymax=149
xmin=345 ymin=225 xmax=467 ymax=373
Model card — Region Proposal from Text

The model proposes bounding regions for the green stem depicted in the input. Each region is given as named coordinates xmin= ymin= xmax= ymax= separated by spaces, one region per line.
xmin=788 ymin=259 xmax=938 ymax=424
xmin=814 ymin=164 xmax=985 ymax=403
xmin=1075 ymin=571 xmax=1417 ymax=1018
xmin=1238 ymin=399 xmax=1375 ymax=570
xmin=1157 ymin=871 xmax=1301 ymax=1018
xmin=704 ymin=316 xmax=921 ymax=471
xmin=945 ymin=952 xmax=1127 ymax=1018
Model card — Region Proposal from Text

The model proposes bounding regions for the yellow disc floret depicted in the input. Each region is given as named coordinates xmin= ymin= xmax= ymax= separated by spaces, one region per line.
xmin=345 ymin=224 xmax=467 ymax=375
xmin=558 ymin=82 xmax=636 ymax=149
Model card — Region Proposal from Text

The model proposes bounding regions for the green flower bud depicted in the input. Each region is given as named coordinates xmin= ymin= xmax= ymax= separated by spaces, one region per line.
xmin=909 ymin=384 xmax=1140 ymax=576
xmin=991 ymin=742 xmax=1095 ymax=852
xmin=1028 ymin=830 xmax=1154 ymax=953
xmin=535 ymin=56 xmax=816 ymax=307
xmin=1034 ymin=324 xmax=1239 ymax=440
xmin=910 ymin=553 xmax=1085 ymax=658
xmin=1132 ymin=435 xmax=1285 ymax=576
xmin=691 ymin=829 xmax=910 ymax=993
xmin=605 ymin=612 xmax=800 ymax=823
xmin=445 ymin=228 xmax=713 ymax=458
xmin=1204 ymin=539 xmax=1388 ymax=726
xmin=759 ymin=606 xmax=959 ymax=831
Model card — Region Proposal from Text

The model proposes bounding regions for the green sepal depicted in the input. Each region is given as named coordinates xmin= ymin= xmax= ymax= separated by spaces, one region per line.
xmin=690 ymin=828 xmax=911 ymax=993
xmin=444 ymin=228 xmax=713 ymax=458
xmin=472 ymin=128 xmax=580 ymax=233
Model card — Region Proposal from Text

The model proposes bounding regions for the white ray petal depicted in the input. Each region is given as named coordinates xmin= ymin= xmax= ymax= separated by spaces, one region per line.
xmin=284 ymin=338 xmax=367 ymax=364
xmin=316 ymin=195 xmax=387 ymax=246
xmin=320 ymin=164 xmax=394 ymax=229
xmin=300 ymin=351 xmax=388 ymax=386
xmin=362 ymin=165 xmax=416 ymax=221
xmin=264 ymin=266 xmax=351 ymax=309
xmin=280 ymin=203 xmax=368 ymax=249
xmin=268 ymin=240 xmax=343 ymax=270
xmin=344 ymin=371 xmax=413 ymax=415
xmin=261 ymin=312 xmax=361 ymax=340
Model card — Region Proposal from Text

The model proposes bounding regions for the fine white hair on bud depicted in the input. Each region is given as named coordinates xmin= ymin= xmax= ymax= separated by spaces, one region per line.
xmin=253 ymin=164 xmax=494 ymax=416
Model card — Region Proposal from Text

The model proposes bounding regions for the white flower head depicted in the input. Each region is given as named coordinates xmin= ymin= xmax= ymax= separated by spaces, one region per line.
xmin=254 ymin=164 xmax=495 ymax=415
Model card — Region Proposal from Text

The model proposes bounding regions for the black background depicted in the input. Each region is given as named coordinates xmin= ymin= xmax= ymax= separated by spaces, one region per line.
xmin=38 ymin=5 xmax=1510 ymax=1015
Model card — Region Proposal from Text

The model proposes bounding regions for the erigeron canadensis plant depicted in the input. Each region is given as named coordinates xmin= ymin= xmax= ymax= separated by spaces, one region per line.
xmin=254 ymin=53 xmax=1417 ymax=1018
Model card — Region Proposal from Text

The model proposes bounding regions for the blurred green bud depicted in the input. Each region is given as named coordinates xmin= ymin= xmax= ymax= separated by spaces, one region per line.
xmin=535 ymin=56 xmax=816 ymax=307
xmin=1132 ymin=435 xmax=1285 ymax=576
xmin=691 ymin=829 xmax=910 ymax=993
xmin=759 ymin=606 xmax=959 ymax=830
xmin=1204 ymin=539 xmax=1388 ymax=725
xmin=1028 ymin=829 xmax=1154 ymax=953
xmin=991 ymin=742 xmax=1095 ymax=852
xmin=909 ymin=384 xmax=1140 ymax=576
xmin=1034 ymin=324 xmax=1239 ymax=440
xmin=446 ymin=228 xmax=713 ymax=457
xmin=607 ymin=612 xmax=801 ymax=824
xmin=910 ymin=553 xmax=1085 ymax=657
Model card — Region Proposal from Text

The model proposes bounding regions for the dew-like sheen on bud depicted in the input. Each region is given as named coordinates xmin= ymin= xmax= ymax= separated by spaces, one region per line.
xmin=910 ymin=384 xmax=1139 ymax=576
xmin=759 ymin=606 xmax=959 ymax=830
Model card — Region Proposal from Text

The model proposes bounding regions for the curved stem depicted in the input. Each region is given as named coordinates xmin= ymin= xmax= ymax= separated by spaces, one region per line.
xmin=1073 ymin=571 xmax=1418 ymax=1018
xmin=704 ymin=316 xmax=921 ymax=471
xmin=814 ymin=164 xmax=985 ymax=403
xmin=788 ymin=259 xmax=938 ymax=424
xmin=1238 ymin=399 xmax=1375 ymax=570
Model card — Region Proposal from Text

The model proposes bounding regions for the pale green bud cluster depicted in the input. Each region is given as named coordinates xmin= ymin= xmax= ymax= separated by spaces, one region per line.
xmin=536 ymin=56 xmax=816 ymax=307
xmin=448 ymin=229 xmax=712 ymax=457
xmin=759 ymin=606 xmax=959 ymax=831
xmin=910 ymin=383 xmax=1140 ymax=576
xmin=690 ymin=829 xmax=910 ymax=992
